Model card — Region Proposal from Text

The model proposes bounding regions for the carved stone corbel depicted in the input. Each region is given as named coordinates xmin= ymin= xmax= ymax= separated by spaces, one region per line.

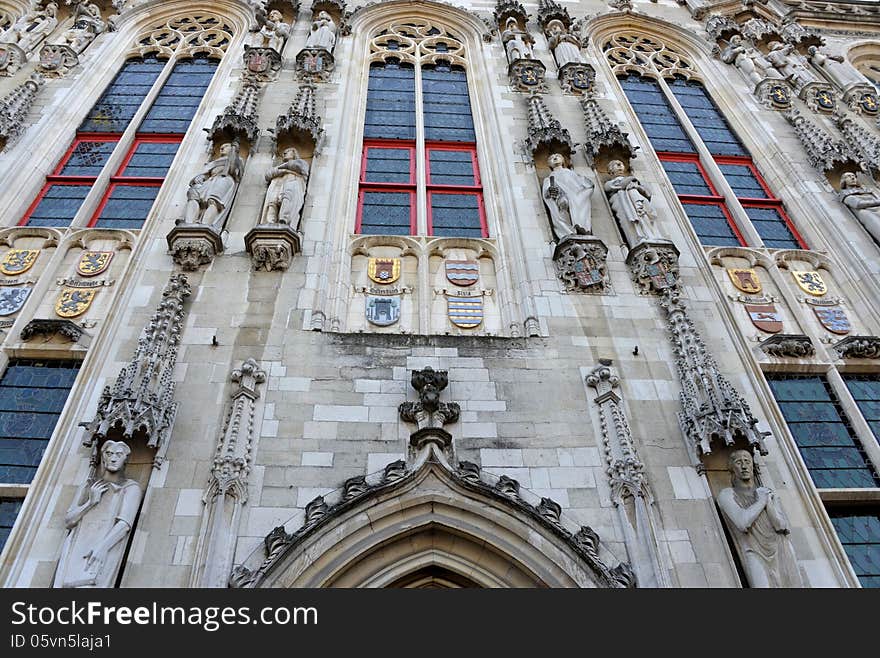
xmin=20 ymin=318 xmax=91 ymax=346
xmin=833 ymin=335 xmax=880 ymax=359
xmin=398 ymin=367 xmax=460 ymax=459
xmin=759 ymin=333 xmax=815 ymax=358
xmin=553 ymin=235 xmax=609 ymax=293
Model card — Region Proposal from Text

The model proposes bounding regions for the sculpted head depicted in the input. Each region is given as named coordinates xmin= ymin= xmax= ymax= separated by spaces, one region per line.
xmin=282 ymin=146 xmax=299 ymax=161
xmin=547 ymin=152 xmax=566 ymax=169
xmin=101 ymin=440 xmax=131 ymax=473
xmin=506 ymin=17 xmax=518 ymax=31
xmin=807 ymin=45 xmax=818 ymax=57
xmin=46 ymin=2 xmax=58 ymax=16
xmin=729 ymin=34 xmax=742 ymax=46
xmin=607 ymin=159 xmax=626 ymax=177
xmin=268 ymin=9 xmax=283 ymax=22
xmin=317 ymin=10 xmax=332 ymax=23
xmin=548 ymin=19 xmax=564 ymax=36
xmin=840 ymin=171 xmax=859 ymax=189
xmin=728 ymin=449 xmax=755 ymax=486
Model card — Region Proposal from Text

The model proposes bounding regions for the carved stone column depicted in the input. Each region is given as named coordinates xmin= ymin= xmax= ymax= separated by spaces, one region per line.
xmin=0 ymin=74 xmax=44 ymax=151
xmin=398 ymin=367 xmax=460 ymax=462
xmin=192 ymin=358 xmax=267 ymax=588
xmin=586 ymin=361 xmax=670 ymax=587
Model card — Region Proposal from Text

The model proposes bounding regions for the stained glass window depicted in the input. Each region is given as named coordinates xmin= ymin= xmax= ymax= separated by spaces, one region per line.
xmin=844 ymin=375 xmax=880 ymax=444
xmin=0 ymin=498 xmax=23 ymax=553
xmin=829 ymin=510 xmax=880 ymax=588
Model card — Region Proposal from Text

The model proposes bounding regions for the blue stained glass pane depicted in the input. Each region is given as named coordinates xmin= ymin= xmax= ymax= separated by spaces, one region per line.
xmin=660 ymin=160 xmax=713 ymax=195
xmin=717 ymin=163 xmax=769 ymax=199
xmin=422 ymin=66 xmax=475 ymax=142
xmin=668 ymin=78 xmax=748 ymax=156
xmin=359 ymin=191 xmax=412 ymax=235
xmin=364 ymin=148 xmax=412 ymax=184
xmin=429 ymin=150 xmax=476 ymax=186
xmin=682 ymin=203 xmax=741 ymax=246
xmin=25 ymin=185 xmax=91 ymax=227
xmin=845 ymin=375 xmax=880 ymax=445
xmin=94 ymin=185 xmax=160 ymax=229
xmin=0 ymin=498 xmax=23 ymax=552
xmin=767 ymin=374 xmax=880 ymax=489
xmin=121 ymin=142 xmax=180 ymax=177
xmin=430 ymin=193 xmax=482 ymax=237
xmin=139 ymin=57 xmax=217 ymax=133
xmin=830 ymin=512 xmax=880 ymax=587
xmin=80 ymin=57 xmax=165 ymax=132
xmin=744 ymin=206 xmax=800 ymax=249
xmin=619 ymin=75 xmax=695 ymax=154
xmin=364 ymin=63 xmax=416 ymax=140
xmin=59 ymin=141 xmax=117 ymax=176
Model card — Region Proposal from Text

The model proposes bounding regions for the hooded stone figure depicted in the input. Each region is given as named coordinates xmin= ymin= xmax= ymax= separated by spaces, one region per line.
xmin=808 ymin=45 xmax=871 ymax=91
xmin=541 ymin=152 xmax=594 ymax=241
xmin=546 ymin=19 xmax=583 ymax=68
xmin=53 ymin=441 xmax=141 ymax=588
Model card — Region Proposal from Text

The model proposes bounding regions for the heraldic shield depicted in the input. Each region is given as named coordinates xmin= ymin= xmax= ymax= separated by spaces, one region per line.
xmin=813 ymin=305 xmax=851 ymax=335
xmin=727 ymin=268 xmax=761 ymax=294
xmin=0 ymin=286 xmax=31 ymax=315
xmin=647 ymin=261 xmax=676 ymax=290
xmin=366 ymin=295 xmax=400 ymax=326
xmin=745 ymin=304 xmax=782 ymax=333
xmin=77 ymin=251 xmax=113 ymax=277
xmin=447 ymin=294 xmax=482 ymax=328
xmin=445 ymin=260 xmax=479 ymax=287
xmin=0 ymin=249 xmax=39 ymax=276
xmin=792 ymin=270 xmax=828 ymax=296
xmin=368 ymin=258 xmax=400 ymax=285
xmin=55 ymin=288 xmax=96 ymax=318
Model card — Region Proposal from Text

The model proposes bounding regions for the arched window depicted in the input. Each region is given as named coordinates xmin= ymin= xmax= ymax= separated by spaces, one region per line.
xmin=18 ymin=15 xmax=233 ymax=230
xmin=356 ymin=21 xmax=486 ymax=238
xmin=605 ymin=34 xmax=806 ymax=250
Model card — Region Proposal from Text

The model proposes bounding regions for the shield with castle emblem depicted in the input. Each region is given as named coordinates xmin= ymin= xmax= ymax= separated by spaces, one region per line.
xmin=55 ymin=288 xmax=96 ymax=318
xmin=447 ymin=293 xmax=483 ymax=328
xmin=792 ymin=270 xmax=827 ymax=297
xmin=367 ymin=258 xmax=400 ymax=285
xmin=0 ymin=286 xmax=31 ymax=316
xmin=0 ymin=249 xmax=39 ymax=276
xmin=445 ymin=260 xmax=479 ymax=287
xmin=813 ymin=305 xmax=851 ymax=335
xmin=365 ymin=295 xmax=400 ymax=326
xmin=727 ymin=268 xmax=761 ymax=295
xmin=745 ymin=304 xmax=782 ymax=334
xmin=76 ymin=251 xmax=113 ymax=277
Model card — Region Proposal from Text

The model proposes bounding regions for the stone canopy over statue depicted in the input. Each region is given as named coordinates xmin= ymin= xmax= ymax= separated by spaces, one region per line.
xmin=53 ymin=441 xmax=141 ymax=588
xmin=541 ymin=152 xmax=594 ymax=241
xmin=260 ymin=147 xmax=310 ymax=227
xmin=717 ymin=450 xmax=804 ymax=588
xmin=604 ymin=159 xmax=657 ymax=247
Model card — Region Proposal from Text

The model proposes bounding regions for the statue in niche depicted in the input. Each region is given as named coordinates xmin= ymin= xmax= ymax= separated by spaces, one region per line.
xmin=305 ymin=10 xmax=337 ymax=52
xmin=251 ymin=9 xmax=289 ymax=52
xmin=717 ymin=450 xmax=803 ymax=588
xmin=720 ymin=34 xmax=780 ymax=85
xmin=58 ymin=2 xmax=106 ymax=54
xmin=541 ymin=152 xmax=594 ymax=241
xmin=604 ymin=159 xmax=657 ymax=247
xmin=501 ymin=17 xmax=533 ymax=62
xmin=182 ymin=141 xmax=244 ymax=229
xmin=808 ymin=45 xmax=871 ymax=91
xmin=1 ymin=2 xmax=58 ymax=52
xmin=260 ymin=147 xmax=310 ymax=227
xmin=53 ymin=441 xmax=142 ymax=588
xmin=546 ymin=19 xmax=583 ymax=68
xmin=839 ymin=171 xmax=880 ymax=245
xmin=766 ymin=41 xmax=817 ymax=89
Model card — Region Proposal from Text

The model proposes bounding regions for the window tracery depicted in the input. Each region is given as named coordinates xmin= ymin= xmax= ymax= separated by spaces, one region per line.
xmin=603 ymin=33 xmax=695 ymax=80
xmin=127 ymin=13 xmax=234 ymax=59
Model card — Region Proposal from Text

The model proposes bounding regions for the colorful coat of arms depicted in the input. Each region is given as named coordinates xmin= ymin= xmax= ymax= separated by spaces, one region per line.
xmin=76 ymin=251 xmax=113 ymax=277
xmin=0 ymin=286 xmax=31 ymax=316
xmin=813 ymin=305 xmax=851 ymax=335
xmin=727 ymin=268 xmax=761 ymax=295
xmin=0 ymin=249 xmax=39 ymax=276
xmin=792 ymin=271 xmax=827 ymax=296
xmin=745 ymin=304 xmax=783 ymax=334
xmin=365 ymin=295 xmax=400 ymax=326
xmin=55 ymin=288 xmax=96 ymax=318
xmin=647 ymin=261 xmax=676 ymax=291
xmin=445 ymin=260 xmax=479 ymax=287
xmin=367 ymin=258 xmax=400 ymax=285
xmin=447 ymin=293 xmax=483 ymax=328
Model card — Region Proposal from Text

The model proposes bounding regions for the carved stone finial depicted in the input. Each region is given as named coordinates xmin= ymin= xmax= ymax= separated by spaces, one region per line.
xmin=304 ymin=496 xmax=329 ymax=525
xmin=210 ymin=76 xmax=262 ymax=147
xmin=525 ymin=93 xmax=573 ymax=158
xmin=537 ymin=497 xmax=564 ymax=529
xmin=784 ymin=109 xmax=860 ymax=173
xmin=0 ymin=73 xmax=44 ymax=150
xmin=581 ymin=97 xmax=634 ymax=166
xmin=573 ymin=526 xmax=600 ymax=559
xmin=456 ymin=460 xmax=482 ymax=484
xmin=609 ymin=562 xmax=637 ymax=588
xmin=495 ymin=474 xmax=520 ymax=498
xmin=835 ymin=113 xmax=880 ymax=175
xmin=276 ymin=83 xmax=324 ymax=150
xmin=537 ymin=0 xmax=571 ymax=30
xmin=382 ymin=459 xmax=407 ymax=483
xmin=342 ymin=475 xmax=369 ymax=501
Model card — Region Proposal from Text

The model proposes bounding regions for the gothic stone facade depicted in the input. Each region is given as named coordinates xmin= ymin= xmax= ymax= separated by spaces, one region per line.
xmin=0 ymin=0 xmax=879 ymax=588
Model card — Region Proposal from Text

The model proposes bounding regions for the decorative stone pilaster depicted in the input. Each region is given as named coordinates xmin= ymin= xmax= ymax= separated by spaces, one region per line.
xmin=192 ymin=358 xmax=267 ymax=588
xmin=586 ymin=361 xmax=669 ymax=588
xmin=0 ymin=74 xmax=44 ymax=151
xmin=553 ymin=235 xmax=608 ymax=293
xmin=833 ymin=335 xmax=880 ymax=359
xmin=581 ymin=97 xmax=635 ymax=166
xmin=398 ymin=367 xmax=460 ymax=459
xmin=784 ymin=109 xmax=860 ymax=175
xmin=79 ymin=273 xmax=191 ymax=465
xmin=759 ymin=334 xmax=815 ymax=358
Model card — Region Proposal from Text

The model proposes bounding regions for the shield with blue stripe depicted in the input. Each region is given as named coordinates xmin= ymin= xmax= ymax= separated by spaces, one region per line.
xmin=447 ymin=293 xmax=483 ymax=328
xmin=445 ymin=259 xmax=479 ymax=287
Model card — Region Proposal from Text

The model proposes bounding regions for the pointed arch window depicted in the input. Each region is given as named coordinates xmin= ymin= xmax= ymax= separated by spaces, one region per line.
xmin=605 ymin=35 xmax=806 ymax=250
xmin=356 ymin=21 xmax=486 ymax=238
xmin=18 ymin=15 xmax=233 ymax=230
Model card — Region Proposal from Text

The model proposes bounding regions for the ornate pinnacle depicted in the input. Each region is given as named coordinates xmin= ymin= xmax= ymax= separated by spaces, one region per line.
xmin=276 ymin=83 xmax=323 ymax=148
xmin=784 ymin=110 xmax=859 ymax=173
xmin=0 ymin=74 xmax=44 ymax=150
xmin=537 ymin=0 xmax=571 ymax=30
xmin=525 ymin=93 xmax=573 ymax=157
xmin=581 ymin=97 xmax=635 ymax=165
xmin=835 ymin=113 xmax=880 ymax=175
xmin=210 ymin=75 xmax=262 ymax=146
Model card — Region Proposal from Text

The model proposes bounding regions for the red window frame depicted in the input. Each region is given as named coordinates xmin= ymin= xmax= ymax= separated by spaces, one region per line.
xmin=713 ymin=155 xmax=808 ymax=249
xmin=356 ymin=140 xmax=417 ymax=235
xmin=88 ymin=134 xmax=181 ymax=227
xmin=426 ymin=142 xmax=486 ymax=237
xmin=658 ymin=152 xmax=747 ymax=247
xmin=19 ymin=134 xmax=121 ymax=226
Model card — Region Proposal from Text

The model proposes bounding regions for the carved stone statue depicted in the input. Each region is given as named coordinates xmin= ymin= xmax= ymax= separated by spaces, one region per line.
xmin=808 ymin=45 xmax=871 ymax=91
xmin=542 ymin=152 xmax=594 ymax=241
xmin=1 ymin=2 xmax=58 ymax=52
xmin=720 ymin=34 xmax=780 ymax=85
xmin=604 ymin=159 xmax=657 ymax=246
xmin=183 ymin=141 xmax=244 ymax=228
xmin=250 ymin=9 xmax=290 ymax=52
xmin=260 ymin=147 xmax=310 ymax=227
xmin=58 ymin=2 xmax=106 ymax=54
xmin=546 ymin=19 xmax=583 ymax=68
xmin=305 ymin=10 xmax=337 ymax=51
xmin=53 ymin=441 xmax=142 ymax=588
xmin=717 ymin=450 xmax=803 ymax=587
xmin=501 ymin=17 xmax=533 ymax=62
xmin=839 ymin=171 xmax=880 ymax=245
xmin=766 ymin=41 xmax=817 ymax=89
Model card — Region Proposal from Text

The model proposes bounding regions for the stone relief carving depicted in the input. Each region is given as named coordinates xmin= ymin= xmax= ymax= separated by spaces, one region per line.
xmin=717 ymin=450 xmax=804 ymax=587
xmin=833 ymin=335 xmax=880 ymax=359
xmin=53 ymin=440 xmax=141 ymax=588
xmin=808 ymin=45 xmax=872 ymax=94
xmin=553 ymin=237 xmax=608 ymax=293
xmin=0 ymin=73 xmax=44 ymax=151
xmin=720 ymin=34 xmax=781 ymax=86
xmin=604 ymin=159 xmax=658 ymax=248
xmin=542 ymin=152 xmax=594 ymax=241
xmin=766 ymin=41 xmax=821 ymax=92
xmin=260 ymin=147 xmax=309 ymax=228
xmin=398 ymin=366 xmax=460 ymax=456
xmin=1 ymin=1 xmax=58 ymax=52
xmin=839 ymin=172 xmax=880 ymax=246
xmin=56 ymin=2 xmax=106 ymax=54
xmin=759 ymin=334 xmax=815 ymax=358
xmin=305 ymin=10 xmax=336 ymax=51
xmin=184 ymin=141 xmax=244 ymax=229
